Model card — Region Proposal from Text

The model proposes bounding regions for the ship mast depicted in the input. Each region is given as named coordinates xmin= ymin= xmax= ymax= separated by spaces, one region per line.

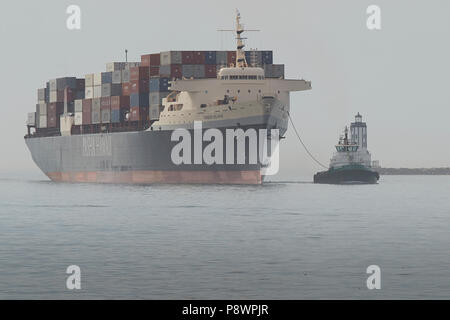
xmin=235 ymin=9 xmax=248 ymax=68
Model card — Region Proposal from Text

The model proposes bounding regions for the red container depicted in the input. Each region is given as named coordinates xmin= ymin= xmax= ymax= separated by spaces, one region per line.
xmin=130 ymin=106 xmax=148 ymax=121
xmin=141 ymin=54 xmax=151 ymax=67
xmin=64 ymin=87 xmax=75 ymax=102
xmin=130 ymin=79 xmax=149 ymax=94
xmin=82 ymin=111 xmax=92 ymax=124
xmin=141 ymin=54 xmax=160 ymax=67
xmin=150 ymin=53 xmax=160 ymax=66
xmin=171 ymin=64 xmax=182 ymax=78
xmin=111 ymin=96 xmax=130 ymax=110
xmin=122 ymin=82 xmax=131 ymax=96
xmin=47 ymin=113 xmax=60 ymax=128
xmin=193 ymin=51 xmax=205 ymax=64
xmin=227 ymin=51 xmax=236 ymax=66
xmin=150 ymin=66 xmax=160 ymax=76
xmin=82 ymin=99 xmax=92 ymax=113
xmin=181 ymin=51 xmax=195 ymax=64
xmin=48 ymin=102 xmax=64 ymax=115
xmin=130 ymin=66 xmax=150 ymax=81
xmin=100 ymin=97 xmax=111 ymax=109
xmin=205 ymin=64 xmax=217 ymax=78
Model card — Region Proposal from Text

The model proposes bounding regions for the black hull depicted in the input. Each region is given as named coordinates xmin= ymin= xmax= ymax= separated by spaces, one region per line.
xmin=314 ymin=168 xmax=379 ymax=184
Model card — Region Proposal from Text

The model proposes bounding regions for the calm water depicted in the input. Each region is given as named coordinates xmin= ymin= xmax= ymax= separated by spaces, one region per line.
xmin=0 ymin=175 xmax=449 ymax=299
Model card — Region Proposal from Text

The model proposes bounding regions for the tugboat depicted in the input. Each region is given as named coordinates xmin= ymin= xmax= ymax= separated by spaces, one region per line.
xmin=314 ymin=113 xmax=379 ymax=184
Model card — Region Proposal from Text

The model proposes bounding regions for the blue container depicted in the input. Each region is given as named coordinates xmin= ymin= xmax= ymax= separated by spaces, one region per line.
xmin=149 ymin=77 xmax=169 ymax=92
xmin=45 ymin=87 xmax=50 ymax=103
xmin=204 ymin=51 xmax=216 ymax=65
xmin=111 ymin=109 xmax=122 ymax=123
xmin=101 ymin=72 xmax=113 ymax=84
xmin=130 ymin=93 xmax=149 ymax=107
xmin=261 ymin=51 xmax=273 ymax=65
xmin=75 ymin=90 xmax=85 ymax=100
xmin=66 ymin=102 xmax=75 ymax=113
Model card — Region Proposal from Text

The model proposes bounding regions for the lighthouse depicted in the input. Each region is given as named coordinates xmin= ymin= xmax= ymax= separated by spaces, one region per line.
xmin=350 ymin=112 xmax=367 ymax=149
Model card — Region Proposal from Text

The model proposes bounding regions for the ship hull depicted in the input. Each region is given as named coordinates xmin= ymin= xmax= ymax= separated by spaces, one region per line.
xmin=25 ymin=124 xmax=273 ymax=185
xmin=313 ymin=166 xmax=379 ymax=184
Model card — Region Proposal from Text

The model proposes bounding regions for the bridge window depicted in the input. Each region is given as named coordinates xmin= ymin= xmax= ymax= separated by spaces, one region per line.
xmin=230 ymin=75 xmax=238 ymax=80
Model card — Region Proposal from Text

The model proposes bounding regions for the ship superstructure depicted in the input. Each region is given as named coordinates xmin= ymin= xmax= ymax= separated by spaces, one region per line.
xmin=153 ymin=10 xmax=310 ymax=136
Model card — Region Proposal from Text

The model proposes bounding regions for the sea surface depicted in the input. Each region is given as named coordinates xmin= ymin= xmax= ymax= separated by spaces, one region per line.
xmin=0 ymin=174 xmax=449 ymax=299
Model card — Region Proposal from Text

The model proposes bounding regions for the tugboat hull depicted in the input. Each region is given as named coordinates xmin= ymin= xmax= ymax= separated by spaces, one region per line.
xmin=314 ymin=166 xmax=379 ymax=184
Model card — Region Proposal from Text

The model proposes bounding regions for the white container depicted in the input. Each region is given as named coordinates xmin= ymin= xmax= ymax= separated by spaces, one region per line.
xmin=160 ymin=51 xmax=182 ymax=66
xmin=36 ymin=103 xmax=47 ymax=115
xmin=93 ymin=73 xmax=102 ymax=86
xmin=49 ymin=91 xmax=57 ymax=103
xmin=38 ymin=115 xmax=47 ymax=128
xmin=85 ymin=74 xmax=94 ymax=87
xmin=122 ymin=69 xmax=130 ymax=82
xmin=101 ymin=83 xmax=111 ymax=97
xmin=37 ymin=88 xmax=46 ymax=101
xmin=93 ymin=85 xmax=102 ymax=98
xmin=92 ymin=98 xmax=101 ymax=112
xmin=74 ymin=99 xmax=83 ymax=112
xmin=74 ymin=112 xmax=83 ymax=125
xmin=91 ymin=111 xmax=101 ymax=124
xmin=112 ymin=71 xmax=122 ymax=84
xmin=27 ymin=112 xmax=36 ymax=126
xmin=85 ymin=87 xmax=94 ymax=99
xmin=49 ymin=79 xmax=57 ymax=91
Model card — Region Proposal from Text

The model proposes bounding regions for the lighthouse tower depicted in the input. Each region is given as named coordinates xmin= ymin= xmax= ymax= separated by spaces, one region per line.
xmin=350 ymin=112 xmax=367 ymax=149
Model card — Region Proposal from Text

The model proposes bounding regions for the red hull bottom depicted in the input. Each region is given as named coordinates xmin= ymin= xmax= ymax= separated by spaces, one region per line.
xmin=46 ymin=170 xmax=262 ymax=185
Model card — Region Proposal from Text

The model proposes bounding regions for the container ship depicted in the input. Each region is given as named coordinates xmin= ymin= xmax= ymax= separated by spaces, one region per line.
xmin=25 ymin=11 xmax=311 ymax=184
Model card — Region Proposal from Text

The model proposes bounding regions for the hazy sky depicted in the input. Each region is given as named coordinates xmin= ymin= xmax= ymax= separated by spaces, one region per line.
xmin=1 ymin=0 xmax=449 ymax=180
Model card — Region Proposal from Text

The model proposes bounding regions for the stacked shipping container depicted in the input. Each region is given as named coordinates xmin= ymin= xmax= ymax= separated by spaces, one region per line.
xmin=33 ymin=50 xmax=283 ymax=133
xmin=77 ymin=62 xmax=140 ymax=127
xmin=34 ymin=77 xmax=85 ymax=129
